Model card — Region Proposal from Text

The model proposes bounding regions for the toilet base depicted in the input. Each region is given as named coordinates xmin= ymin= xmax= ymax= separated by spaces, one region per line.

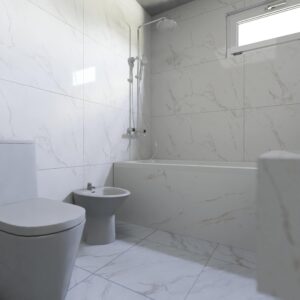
xmin=84 ymin=215 xmax=116 ymax=245
xmin=0 ymin=222 xmax=84 ymax=300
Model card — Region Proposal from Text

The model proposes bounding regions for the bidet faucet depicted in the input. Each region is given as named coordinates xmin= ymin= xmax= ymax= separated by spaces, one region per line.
xmin=87 ymin=182 xmax=95 ymax=191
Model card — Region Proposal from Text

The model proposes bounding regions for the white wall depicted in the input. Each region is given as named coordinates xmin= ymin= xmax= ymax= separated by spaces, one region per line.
xmin=0 ymin=0 xmax=151 ymax=202
xmin=151 ymin=0 xmax=300 ymax=162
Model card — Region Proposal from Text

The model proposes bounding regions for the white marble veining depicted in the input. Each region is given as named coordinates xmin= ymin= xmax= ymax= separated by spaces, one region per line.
xmin=0 ymin=80 xmax=84 ymax=170
xmin=38 ymin=167 xmax=84 ymax=202
xmin=151 ymin=57 xmax=243 ymax=116
xmin=0 ymin=0 xmax=151 ymax=203
xmin=145 ymin=230 xmax=218 ymax=260
xmin=151 ymin=1 xmax=243 ymax=74
xmin=257 ymin=151 xmax=300 ymax=300
xmin=75 ymin=222 xmax=154 ymax=272
xmin=67 ymin=274 xmax=149 ymax=300
xmin=97 ymin=239 xmax=207 ymax=300
xmin=0 ymin=0 xmax=84 ymax=99
xmin=151 ymin=0 xmax=300 ymax=163
xmin=213 ymin=244 xmax=256 ymax=269
xmin=115 ymin=160 xmax=256 ymax=250
xmin=65 ymin=222 xmax=269 ymax=300
xmin=152 ymin=110 xmax=243 ymax=161
xmin=245 ymin=104 xmax=300 ymax=161
xmin=69 ymin=267 xmax=91 ymax=290
xmin=245 ymin=41 xmax=300 ymax=108
xmin=27 ymin=0 xmax=84 ymax=31
xmin=186 ymin=259 xmax=275 ymax=300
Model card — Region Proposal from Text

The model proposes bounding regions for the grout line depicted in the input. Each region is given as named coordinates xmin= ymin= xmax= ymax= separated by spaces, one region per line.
xmin=243 ymin=54 xmax=246 ymax=162
xmin=0 ymin=77 xmax=84 ymax=102
xmin=26 ymin=0 xmax=129 ymax=61
xmin=183 ymin=243 xmax=219 ymax=300
xmin=151 ymin=101 xmax=300 ymax=119
xmin=90 ymin=229 xmax=158 ymax=276
xmin=26 ymin=0 xmax=84 ymax=34
xmin=96 ymin=276 xmax=154 ymax=300
xmin=37 ymin=162 xmax=113 ymax=172
xmin=68 ymin=271 xmax=94 ymax=291
xmin=151 ymin=56 xmax=229 ymax=76
xmin=82 ymin=0 xmax=86 ymax=188
xmin=0 ymin=76 xmax=151 ymax=116
xmin=152 ymin=108 xmax=244 ymax=118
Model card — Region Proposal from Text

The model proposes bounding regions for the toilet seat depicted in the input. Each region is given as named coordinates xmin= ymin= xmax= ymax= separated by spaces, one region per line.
xmin=0 ymin=198 xmax=85 ymax=237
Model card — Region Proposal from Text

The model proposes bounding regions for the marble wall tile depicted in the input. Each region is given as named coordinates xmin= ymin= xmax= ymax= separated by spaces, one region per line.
xmin=0 ymin=0 xmax=151 ymax=204
xmin=245 ymin=41 xmax=300 ymax=108
xmin=155 ymin=0 xmax=244 ymax=22
xmin=151 ymin=2 xmax=243 ymax=74
xmin=83 ymin=36 xmax=129 ymax=110
xmin=212 ymin=244 xmax=256 ymax=269
xmin=83 ymin=163 xmax=113 ymax=188
xmin=0 ymin=80 xmax=84 ymax=170
xmin=37 ymin=167 xmax=84 ymax=202
xmin=83 ymin=101 xmax=130 ymax=165
xmin=115 ymin=160 xmax=256 ymax=250
xmin=83 ymin=0 xmax=147 ymax=58
xmin=152 ymin=110 xmax=243 ymax=161
xmin=245 ymin=104 xmax=300 ymax=161
xmin=0 ymin=0 xmax=84 ymax=98
xmin=129 ymin=113 xmax=152 ymax=160
xmin=152 ymin=57 xmax=243 ymax=116
xmin=27 ymin=0 xmax=84 ymax=31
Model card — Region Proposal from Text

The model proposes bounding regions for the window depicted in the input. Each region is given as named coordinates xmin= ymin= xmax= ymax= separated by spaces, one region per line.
xmin=227 ymin=0 xmax=300 ymax=55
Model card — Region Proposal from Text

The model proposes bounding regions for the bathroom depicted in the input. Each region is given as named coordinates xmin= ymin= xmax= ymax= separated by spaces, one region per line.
xmin=0 ymin=0 xmax=299 ymax=299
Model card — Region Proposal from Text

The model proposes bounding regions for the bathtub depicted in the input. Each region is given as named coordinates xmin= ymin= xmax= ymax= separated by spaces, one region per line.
xmin=114 ymin=160 xmax=257 ymax=251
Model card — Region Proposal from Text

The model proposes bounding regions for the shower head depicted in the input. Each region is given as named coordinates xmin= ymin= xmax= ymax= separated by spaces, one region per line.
xmin=156 ymin=18 xmax=177 ymax=31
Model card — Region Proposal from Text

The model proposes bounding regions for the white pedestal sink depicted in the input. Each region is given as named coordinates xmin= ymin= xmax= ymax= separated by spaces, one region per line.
xmin=74 ymin=186 xmax=130 ymax=245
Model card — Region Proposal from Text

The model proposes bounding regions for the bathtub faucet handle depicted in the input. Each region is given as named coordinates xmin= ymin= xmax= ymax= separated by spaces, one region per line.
xmin=87 ymin=182 xmax=95 ymax=191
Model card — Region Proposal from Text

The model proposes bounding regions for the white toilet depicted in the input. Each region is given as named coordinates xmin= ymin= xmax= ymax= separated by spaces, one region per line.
xmin=0 ymin=141 xmax=85 ymax=300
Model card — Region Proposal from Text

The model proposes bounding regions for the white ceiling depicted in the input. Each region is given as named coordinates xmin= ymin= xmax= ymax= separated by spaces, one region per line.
xmin=137 ymin=0 xmax=195 ymax=15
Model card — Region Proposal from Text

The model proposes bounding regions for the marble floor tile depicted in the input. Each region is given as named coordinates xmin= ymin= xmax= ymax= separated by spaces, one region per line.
xmin=76 ymin=222 xmax=155 ymax=272
xmin=145 ymin=230 xmax=217 ymax=261
xmin=116 ymin=221 xmax=156 ymax=243
xmin=96 ymin=239 xmax=208 ymax=300
xmin=66 ymin=274 xmax=149 ymax=300
xmin=212 ymin=244 xmax=256 ymax=269
xmin=186 ymin=259 xmax=276 ymax=300
xmin=69 ymin=267 xmax=92 ymax=289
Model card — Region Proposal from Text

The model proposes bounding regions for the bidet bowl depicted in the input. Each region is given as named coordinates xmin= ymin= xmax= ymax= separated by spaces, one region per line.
xmin=73 ymin=187 xmax=130 ymax=245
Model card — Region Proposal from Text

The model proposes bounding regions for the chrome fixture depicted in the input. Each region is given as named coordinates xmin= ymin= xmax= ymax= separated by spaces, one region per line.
xmin=126 ymin=18 xmax=177 ymax=138
xmin=265 ymin=0 xmax=287 ymax=11
xmin=87 ymin=182 xmax=95 ymax=192
xmin=127 ymin=17 xmax=177 ymax=137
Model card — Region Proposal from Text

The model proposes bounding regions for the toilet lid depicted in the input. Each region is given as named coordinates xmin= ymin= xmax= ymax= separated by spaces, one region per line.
xmin=0 ymin=198 xmax=85 ymax=236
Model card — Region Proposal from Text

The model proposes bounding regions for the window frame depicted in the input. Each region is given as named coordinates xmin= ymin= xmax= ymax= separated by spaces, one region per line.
xmin=226 ymin=0 xmax=300 ymax=56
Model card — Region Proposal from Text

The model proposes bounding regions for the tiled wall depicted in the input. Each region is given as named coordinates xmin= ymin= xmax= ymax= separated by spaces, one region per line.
xmin=0 ymin=0 xmax=151 ymax=201
xmin=151 ymin=0 xmax=300 ymax=162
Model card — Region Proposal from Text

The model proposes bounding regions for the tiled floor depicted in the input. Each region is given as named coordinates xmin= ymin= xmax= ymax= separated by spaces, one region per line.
xmin=66 ymin=222 xmax=276 ymax=300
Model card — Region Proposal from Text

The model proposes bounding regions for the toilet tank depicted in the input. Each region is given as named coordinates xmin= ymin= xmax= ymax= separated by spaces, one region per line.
xmin=0 ymin=141 xmax=37 ymax=205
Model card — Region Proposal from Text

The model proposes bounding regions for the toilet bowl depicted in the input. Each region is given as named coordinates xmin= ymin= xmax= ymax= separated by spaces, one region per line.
xmin=74 ymin=186 xmax=130 ymax=245
xmin=0 ymin=141 xmax=85 ymax=300
xmin=0 ymin=199 xmax=85 ymax=300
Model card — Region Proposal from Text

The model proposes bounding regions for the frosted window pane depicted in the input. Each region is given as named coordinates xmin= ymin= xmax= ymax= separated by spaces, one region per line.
xmin=238 ymin=6 xmax=300 ymax=46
